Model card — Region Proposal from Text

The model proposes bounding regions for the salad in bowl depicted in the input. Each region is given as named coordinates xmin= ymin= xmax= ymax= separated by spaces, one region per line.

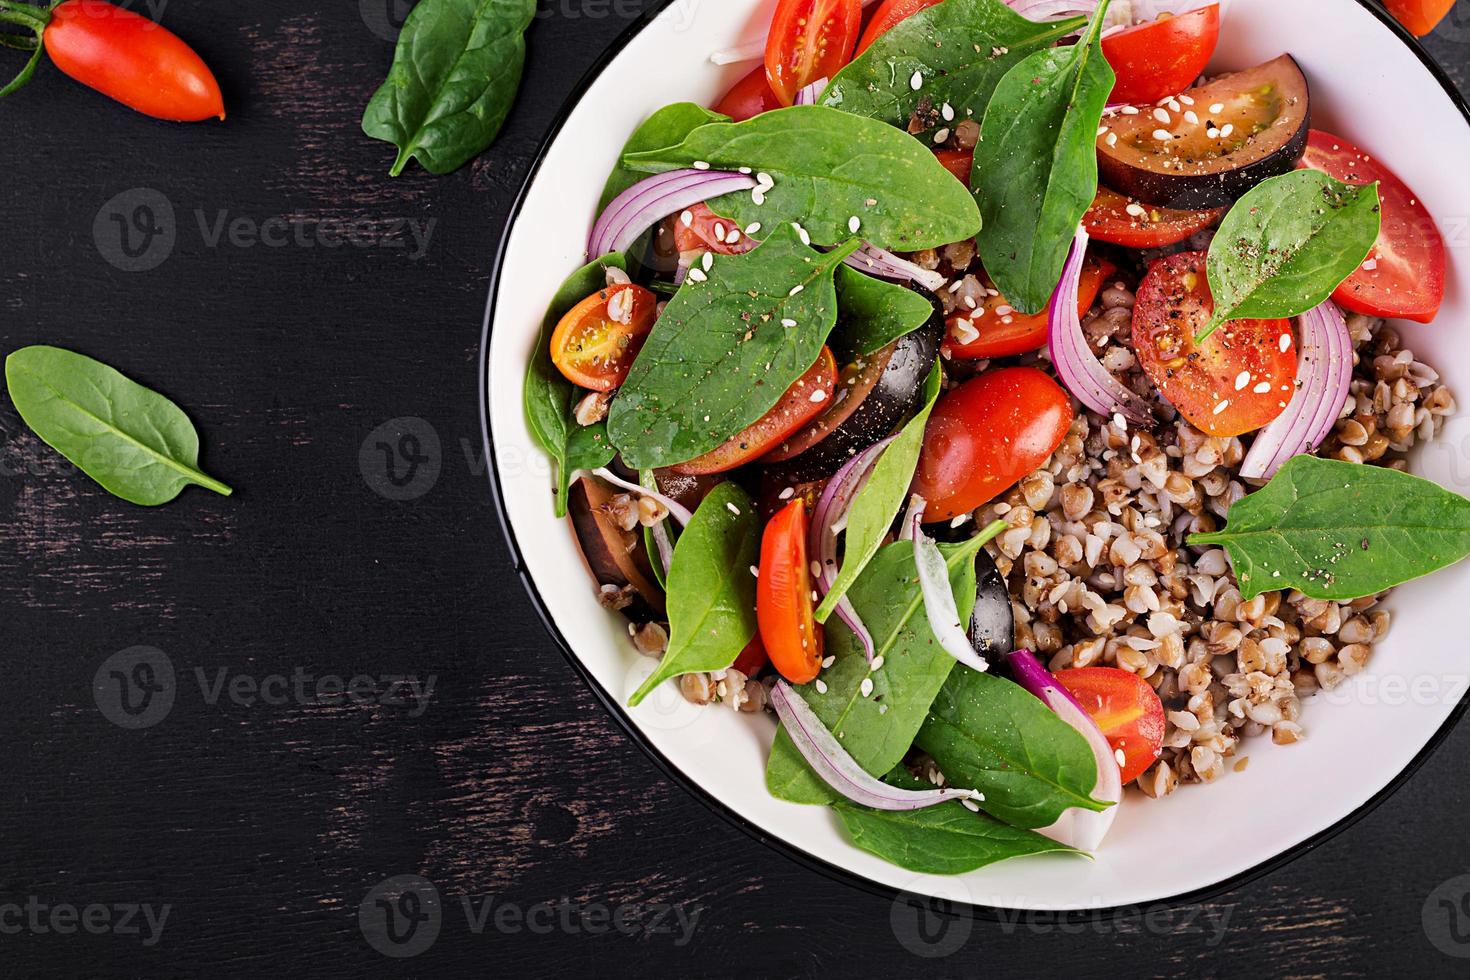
xmin=517 ymin=0 xmax=1468 ymax=877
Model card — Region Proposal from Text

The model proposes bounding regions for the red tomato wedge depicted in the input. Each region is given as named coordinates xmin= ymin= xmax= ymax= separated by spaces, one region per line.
xmin=671 ymin=203 xmax=758 ymax=256
xmin=1083 ymin=187 xmax=1225 ymax=249
xmin=856 ymin=0 xmax=943 ymax=54
xmin=1132 ymin=252 xmax=1297 ymax=438
xmin=912 ymin=367 xmax=1074 ymax=522
xmin=758 ymin=499 xmax=823 ymax=684
xmin=935 ymin=148 xmax=973 ymax=185
xmin=714 ymin=65 xmax=783 ymax=121
xmin=549 ymin=284 xmax=658 ymax=392
xmin=1101 ymin=5 xmax=1220 ymax=106
xmin=1384 ymin=0 xmax=1456 ymax=36
xmin=1054 ymin=668 xmax=1166 ymax=785
xmin=1300 ymin=130 xmax=1446 ymax=324
xmin=765 ymin=0 xmax=862 ymax=107
xmin=670 ymin=348 xmax=839 ymax=475
xmin=944 ymin=258 xmax=1115 ymax=360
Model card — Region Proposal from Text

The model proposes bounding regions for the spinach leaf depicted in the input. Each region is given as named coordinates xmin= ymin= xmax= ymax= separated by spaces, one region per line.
xmin=834 ymin=769 xmax=1078 ymax=874
xmin=607 ymin=226 xmax=860 ymax=470
xmin=601 ymin=103 xmax=730 ymax=210
xmin=4 ymin=346 xmax=232 ymax=506
xmin=835 ymin=265 xmax=937 ymax=357
xmin=814 ymin=363 xmax=942 ymax=622
xmin=972 ymin=0 xmax=1114 ymax=314
xmin=1189 ymin=456 xmax=1470 ymax=601
xmin=917 ymin=668 xmax=1108 ymax=829
xmin=362 ymin=0 xmax=536 ymax=176
xmin=628 ymin=482 xmax=759 ymax=706
xmin=1200 ymin=170 xmax=1382 ymax=341
xmin=822 ymin=0 xmax=1086 ymax=140
xmin=524 ymin=254 xmax=621 ymax=517
xmin=622 ymin=105 xmax=981 ymax=251
xmin=766 ymin=534 xmax=988 ymax=805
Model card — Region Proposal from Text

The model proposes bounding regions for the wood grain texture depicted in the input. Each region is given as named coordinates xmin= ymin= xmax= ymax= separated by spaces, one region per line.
xmin=2 ymin=1 xmax=1469 ymax=976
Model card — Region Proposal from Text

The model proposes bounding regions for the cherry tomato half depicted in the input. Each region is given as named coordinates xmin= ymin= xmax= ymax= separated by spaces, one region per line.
xmin=671 ymin=202 xmax=758 ymax=256
xmin=758 ymin=499 xmax=823 ymax=685
xmin=670 ymin=347 xmax=839 ymax=475
xmin=1101 ymin=5 xmax=1220 ymax=106
xmin=1054 ymin=668 xmax=1166 ymax=785
xmin=765 ymin=0 xmax=862 ymax=107
xmin=944 ymin=258 xmax=1115 ymax=360
xmin=41 ymin=0 xmax=225 ymax=121
xmin=1384 ymin=0 xmax=1456 ymax=36
xmin=1083 ymin=187 xmax=1226 ymax=249
xmin=856 ymin=0 xmax=943 ymax=54
xmin=935 ymin=148 xmax=973 ymax=185
xmin=1132 ymin=252 xmax=1296 ymax=438
xmin=1300 ymin=130 xmax=1446 ymax=324
xmin=549 ymin=283 xmax=658 ymax=392
xmin=713 ymin=65 xmax=783 ymax=122
xmin=912 ymin=367 xmax=1074 ymax=523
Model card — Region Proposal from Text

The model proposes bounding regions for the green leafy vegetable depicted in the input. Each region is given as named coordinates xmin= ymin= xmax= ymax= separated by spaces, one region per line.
xmin=607 ymin=226 xmax=860 ymax=470
xmin=822 ymin=0 xmax=1086 ymax=139
xmin=834 ymin=265 xmax=937 ymax=357
xmin=1189 ymin=456 xmax=1470 ymax=601
xmin=523 ymin=254 xmax=620 ymax=516
xmin=814 ymin=363 xmax=943 ymax=622
xmin=917 ymin=668 xmax=1109 ymax=829
xmin=623 ymin=105 xmax=981 ymax=251
xmin=766 ymin=533 xmax=989 ymax=805
xmin=1199 ymin=170 xmax=1382 ymax=341
xmin=834 ymin=769 xmax=1078 ymax=874
xmin=629 ymin=482 xmax=759 ymax=706
xmin=972 ymin=0 xmax=1115 ymax=314
xmin=361 ymin=0 xmax=536 ymax=176
xmin=601 ymin=102 xmax=730 ymax=209
xmin=5 ymin=346 xmax=232 ymax=506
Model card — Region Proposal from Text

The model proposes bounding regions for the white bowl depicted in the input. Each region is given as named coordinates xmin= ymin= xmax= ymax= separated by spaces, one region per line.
xmin=483 ymin=0 xmax=1470 ymax=911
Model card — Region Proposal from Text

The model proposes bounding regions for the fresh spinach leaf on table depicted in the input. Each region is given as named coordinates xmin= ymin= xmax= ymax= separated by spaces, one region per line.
xmin=1189 ymin=456 xmax=1470 ymax=601
xmin=5 ymin=346 xmax=232 ymax=506
xmin=524 ymin=253 xmax=621 ymax=517
xmin=814 ymin=363 xmax=943 ymax=623
xmin=607 ymin=225 xmax=860 ymax=470
xmin=766 ymin=533 xmax=988 ymax=805
xmin=916 ymin=667 xmax=1108 ymax=829
xmin=601 ymin=102 xmax=731 ymax=209
xmin=622 ymin=105 xmax=981 ymax=251
xmin=629 ymin=482 xmax=759 ymax=706
xmin=973 ymin=0 xmax=1114 ymax=315
xmin=362 ymin=0 xmax=536 ymax=176
xmin=834 ymin=768 xmax=1079 ymax=874
xmin=1198 ymin=170 xmax=1382 ymax=341
xmin=834 ymin=265 xmax=937 ymax=357
xmin=822 ymin=0 xmax=1086 ymax=139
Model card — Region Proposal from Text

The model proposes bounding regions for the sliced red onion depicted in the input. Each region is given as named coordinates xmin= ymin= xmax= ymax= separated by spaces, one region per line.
xmin=911 ymin=512 xmax=1000 ymax=675
xmin=897 ymin=494 xmax=926 ymax=543
xmin=1131 ymin=0 xmax=1227 ymax=22
xmin=795 ymin=77 xmax=829 ymax=106
xmin=1047 ymin=226 xmax=1154 ymax=426
xmin=770 ymin=681 xmax=984 ymax=811
xmin=588 ymin=169 xmax=757 ymax=259
xmin=1006 ymin=649 xmax=1121 ymax=852
xmin=809 ymin=438 xmax=894 ymax=663
xmin=842 ymin=243 xmax=946 ymax=292
xmin=590 ymin=467 xmax=693 ymax=526
xmin=1239 ymin=299 xmax=1353 ymax=481
xmin=1004 ymin=0 xmax=1100 ymax=19
xmin=649 ymin=519 xmax=675 ymax=578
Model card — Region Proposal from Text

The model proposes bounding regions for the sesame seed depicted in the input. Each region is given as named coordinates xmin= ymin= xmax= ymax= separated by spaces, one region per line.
xmin=1253 ymin=381 xmax=1272 ymax=394
xmin=693 ymin=160 xmax=711 ymax=170
xmin=686 ymin=268 xmax=707 ymax=282
xmin=1120 ymin=105 xmax=1140 ymax=115
xmin=751 ymin=189 xmax=766 ymax=206
xmin=1113 ymin=413 xmax=1127 ymax=430
xmin=702 ymin=252 xmax=714 ymax=272
xmin=1153 ymin=107 xmax=1171 ymax=124
xmin=810 ymin=389 xmax=827 ymax=403
xmin=749 ymin=565 xmax=759 ymax=578
xmin=1184 ymin=110 xmax=1199 ymax=125
xmin=1106 ymin=132 xmax=1118 ymax=147
xmin=1179 ymin=95 xmax=1195 ymax=106
xmin=871 ymin=656 xmax=885 ymax=671
xmin=1097 ymin=125 xmax=1109 ymax=137
xmin=1280 ymin=333 xmax=1292 ymax=352
xmin=1235 ymin=371 xmax=1251 ymax=390
xmin=1206 ymin=127 xmax=1221 ymax=139
xmin=756 ymin=172 xmax=774 ymax=187
xmin=822 ymin=655 xmax=835 ymax=668
xmin=739 ymin=166 xmax=752 ymax=174
xmin=714 ymin=223 xmax=725 ymax=240
xmin=1125 ymin=202 xmax=1147 ymax=218
xmin=1114 ymin=748 xmax=1127 ymax=766
xmin=1213 ymin=399 xmax=1230 ymax=416
xmin=910 ymin=70 xmax=924 ymax=91
xmin=933 ymin=128 xmax=951 ymax=144
xmin=792 ymin=222 xmax=811 ymax=246
xmin=814 ymin=679 xmax=828 ymax=694
xmin=726 ymin=228 xmax=742 ymax=244
xmin=778 ymin=487 xmax=795 ymax=500
xmin=781 ymin=317 xmax=797 ymax=327
xmin=1363 ymin=257 xmax=1378 ymax=271
xmin=942 ymin=102 xmax=955 ymax=121
xmin=848 ymin=215 xmax=862 ymax=234
xmin=726 ymin=502 xmax=741 ymax=515
xmin=680 ymin=210 xmax=694 ymax=227
xmin=1209 ymin=102 xmax=1225 ymax=114
xmin=961 ymin=799 xmax=980 ymax=813
xmin=789 ymin=284 xmax=805 ymax=296
xmin=1153 ymin=129 xmax=1173 ymax=141
xmin=745 ymin=222 xmax=762 ymax=235
xmin=1220 ymin=123 xmax=1234 ymax=138
xmin=860 ymin=678 xmax=874 ymax=698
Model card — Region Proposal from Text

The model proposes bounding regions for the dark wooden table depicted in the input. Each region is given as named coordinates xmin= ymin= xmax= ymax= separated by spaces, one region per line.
xmin=3 ymin=1 xmax=1470 ymax=975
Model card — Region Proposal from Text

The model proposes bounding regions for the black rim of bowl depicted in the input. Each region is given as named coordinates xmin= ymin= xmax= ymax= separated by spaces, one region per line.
xmin=478 ymin=0 xmax=1470 ymax=919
